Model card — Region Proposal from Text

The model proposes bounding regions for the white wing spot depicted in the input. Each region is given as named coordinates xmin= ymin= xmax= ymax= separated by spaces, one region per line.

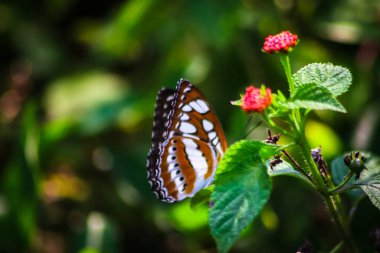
xmin=183 ymin=87 xmax=191 ymax=93
xmin=182 ymin=138 xmax=198 ymax=148
xmin=188 ymin=155 xmax=208 ymax=172
xmin=212 ymin=137 xmax=219 ymax=146
xmin=168 ymin=163 xmax=176 ymax=171
xmin=189 ymin=101 xmax=203 ymax=113
xmin=179 ymin=122 xmax=197 ymax=134
xmin=196 ymin=99 xmax=210 ymax=113
xmin=169 ymin=146 xmax=177 ymax=154
xmin=182 ymin=104 xmax=192 ymax=112
xmin=186 ymin=148 xmax=202 ymax=157
xmin=182 ymin=133 xmax=200 ymax=140
xmin=216 ymin=143 xmax=223 ymax=155
xmin=209 ymin=131 xmax=217 ymax=140
xmin=167 ymin=155 xmax=177 ymax=163
xmin=170 ymin=170 xmax=182 ymax=180
xmin=202 ymin=119 xmax=214 ymax=132
xmin=189 ymin=100 xmax=209 ymax=114
xmin=182 ymin=139 xmax=208 ymax=178
xmin=180 ymin=113 xmax=190 ymax=121
xmin=174 ymin=176 xmax=186 ymax=187
xmin=166 ymin=95 xmax=174 ymax=101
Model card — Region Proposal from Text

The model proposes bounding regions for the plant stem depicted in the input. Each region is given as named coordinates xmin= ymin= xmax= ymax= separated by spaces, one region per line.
xmin=280 ymin=55 xmax=302 ymax=129
xmin=281 ymin=150 xmax=312 ymax=182
xmin=330 ymin=241 xmax=344 ymax=253
xmin=277 ymin=43 xmax=357 ymax=253
xmin=280 ymin=55 xmax=295 ymax=94
xmin=328 ymin=171 xmax=355 ymax=195
xmin=297 ymin=134 xmax=357 ymax=253
xmin=298 ymin=135 xmax=326 ymax=192
xmin=323 ymin=195 xmax=356 ymax=252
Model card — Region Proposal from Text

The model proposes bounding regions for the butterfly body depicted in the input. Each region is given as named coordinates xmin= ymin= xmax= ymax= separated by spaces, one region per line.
xmin=147 ymin=79 xmax=227 ymax=203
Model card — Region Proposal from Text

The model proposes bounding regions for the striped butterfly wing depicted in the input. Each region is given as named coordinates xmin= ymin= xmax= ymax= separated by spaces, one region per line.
xmin=147 ymin=79 xmax=227 ymax=203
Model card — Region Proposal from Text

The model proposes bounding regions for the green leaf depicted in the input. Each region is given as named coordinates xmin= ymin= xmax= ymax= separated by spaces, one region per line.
xmin=360 ymin=175 xmax=380 ymax=210
xmin=209 ymin=140 xmax=277 ymax=253
xmin=266 ymin=160 xmax=314 ymax=188
xmin=332 ymin=153 xmax=380 ymax=209
xmin=284 ymin=83 xmax=346 ymax=113
xmin=293 ymin=63 xmax=352 ymax=96
xmin=331 ymin=156 xmax=352 ymax=185
xmin=356 ymin=155 xmax=380 ymax=210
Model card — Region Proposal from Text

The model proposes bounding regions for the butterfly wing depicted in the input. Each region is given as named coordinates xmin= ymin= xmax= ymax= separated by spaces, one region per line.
xmin=147 ymin=79 xmax=227 ymax=202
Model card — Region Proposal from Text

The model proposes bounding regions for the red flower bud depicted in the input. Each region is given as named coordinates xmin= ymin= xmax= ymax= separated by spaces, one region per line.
xmin=232 ymin=85 xmax=272 ymax=113
xmin=262 ymin=31 xmax=299 ymax=54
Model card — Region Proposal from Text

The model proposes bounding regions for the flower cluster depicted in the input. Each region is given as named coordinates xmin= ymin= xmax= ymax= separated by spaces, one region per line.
xmin=262 ymin=31 xmax=299 ymax=54
xmin=232 ymin=85 xmax=272 ymax=113
xmin=232 ymin=31 xmax=300 ymax=112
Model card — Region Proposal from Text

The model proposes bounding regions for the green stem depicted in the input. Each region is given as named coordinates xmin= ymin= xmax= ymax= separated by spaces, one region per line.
xmin=278 ymin=50 xmax=356 ymax=252
xmin=298 ymin=134 xmax=326 ymax=192
xmin=297 ymin=134 xmax=357 ymax=253
xmin=324 ymin=195 xmax=354 ymax=251
xmin=281 ymin=150 xmax=313 ymax=183
xmin=330 ymin=241 xmax=344 ymax=253
xmin=280 ymin=55 xmax=295 ymax=94
xmin=279 ymin=54 xmax=302 ymax=130
xmin=328 ymin=171 xmax=355 ymax=195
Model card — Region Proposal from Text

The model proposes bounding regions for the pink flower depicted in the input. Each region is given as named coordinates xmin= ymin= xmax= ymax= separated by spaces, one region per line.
xmin=232 ymin=85 xmax=272 ymax=113
xmin=262 ymin=31 xmax=299 ymax=54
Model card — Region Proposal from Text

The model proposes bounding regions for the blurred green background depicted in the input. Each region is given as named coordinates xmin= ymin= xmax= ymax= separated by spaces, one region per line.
xmin=1 ymin=0 xmax=380 ymax=252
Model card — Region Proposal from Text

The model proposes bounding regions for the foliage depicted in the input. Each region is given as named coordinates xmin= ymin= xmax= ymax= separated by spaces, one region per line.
xmin=209 ymin=141 xmax=277 ymax=253
xmin=293 ymin=63 xmax=352 ymax=96
xmin=332 ymin=153 xmax=380 ymax=209
xmin=206 ymin=33 xmax=379 ymax=252
xmin=285 ymin=83 xmax=346 ymax=112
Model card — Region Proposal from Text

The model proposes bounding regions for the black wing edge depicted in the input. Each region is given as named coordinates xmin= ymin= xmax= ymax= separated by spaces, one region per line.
xmin=146 ymin=87 xmax=176 ymax=201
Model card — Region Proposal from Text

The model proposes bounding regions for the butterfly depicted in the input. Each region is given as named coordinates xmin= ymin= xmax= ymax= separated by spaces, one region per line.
xmin=147 ymin=79 xmax=227 ymax=203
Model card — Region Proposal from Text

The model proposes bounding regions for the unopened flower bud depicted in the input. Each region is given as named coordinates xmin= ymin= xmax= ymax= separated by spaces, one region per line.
xmin=344 ymin=152 xmax=367 ymax=180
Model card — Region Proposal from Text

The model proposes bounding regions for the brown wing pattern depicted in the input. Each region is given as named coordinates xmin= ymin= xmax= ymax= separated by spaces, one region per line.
xmin=147 ymin=79 xmax=227 ymax=202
